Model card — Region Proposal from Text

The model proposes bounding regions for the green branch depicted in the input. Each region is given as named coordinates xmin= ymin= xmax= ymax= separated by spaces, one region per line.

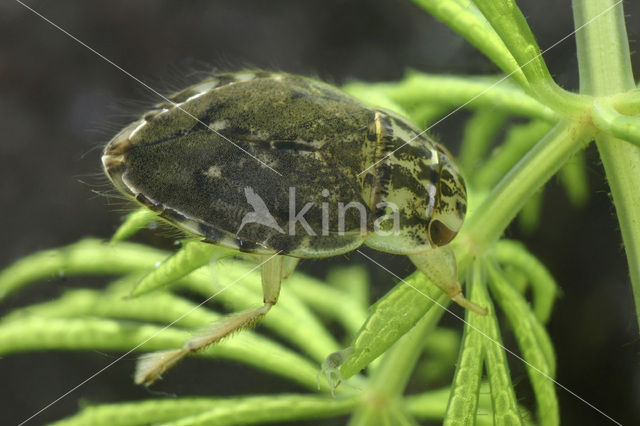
xmin=574 ymin=0 xmax=640 ymax=333
xmin=344 ymin=72 xmax=558 ymax=123
xmin=470 ymin=0 xmax=587 ymax=115
xmin=461 ymin=121 xmax=594 ymax=252
xmin=591 ymin=100 xmax=640 ymax=147
xmin=411 ymin=0 xmax=528 ymax=88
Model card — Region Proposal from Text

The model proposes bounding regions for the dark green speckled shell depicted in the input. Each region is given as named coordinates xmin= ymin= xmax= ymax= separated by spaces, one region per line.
xmin=102 ymin=72 xmax=466 ymax=258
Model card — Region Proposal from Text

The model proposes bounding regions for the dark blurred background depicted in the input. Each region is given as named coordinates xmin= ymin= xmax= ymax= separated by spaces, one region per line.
xmin=1 ymin=1 xmax=639 ymax=425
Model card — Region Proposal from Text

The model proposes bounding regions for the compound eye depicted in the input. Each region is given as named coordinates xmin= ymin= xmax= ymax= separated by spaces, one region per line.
xmin=428 ymin=219 xmax=458 ymax=246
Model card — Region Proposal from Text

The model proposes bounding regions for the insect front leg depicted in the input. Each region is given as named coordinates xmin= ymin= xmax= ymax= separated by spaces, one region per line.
xmin=409 ymin=247 xmax=487 ymax=315
xmin=134 ymin=255 xmax=285 ymax=386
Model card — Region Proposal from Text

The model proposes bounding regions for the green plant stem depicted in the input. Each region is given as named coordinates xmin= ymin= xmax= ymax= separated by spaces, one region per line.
xmin=573 ymin=0 xmax=640 ymax=332
xmin=347 ymin=74 xmax=558 ymax=123
xmin=591 ymin=100 xmax=640 ymax=147
xmin=470 ymin=0 xmax=549 ymax=83
xmin=461 ymin=120 xmax=594 ymax=254
xmin=470 ymin=0 xmax=587 ymax=115
xmin=411 ymin=0 xmax=528 ymax=88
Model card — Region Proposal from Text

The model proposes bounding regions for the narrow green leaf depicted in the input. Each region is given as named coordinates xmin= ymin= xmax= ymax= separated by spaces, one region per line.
xmin=482 ymin=340 xmax=523 ymax=424
xmin=2 ymin=283 xmax=218 ymax=331
xmin=412 ymin=384 xmax=533 ymax=426
xmin=468 ymin=264 xmax=523 ymax=425
xmin=0 ymin=238 xmax=341 ymax=363
xmin=474 ymin=120 xmax=553 ymax=189
xmin=406 ymin=103 xmax=450 ymax=128
xmin=444 ymin=267 xmax=484 ymax=425
xmin=486 ymin=260 xmax=558 ymax=426
xmin=49 ymin=398 xmax=233 ymax=426
xmin=0 ymin=254 xmax=342 ymax=386
xmin=558 ymin=150 xmax=589 ymax=207
xmin=51 ymin=395 xmax=359 ymax=426
xmin=499 ymin=264 xmax=529 ymax=294
xmin=130 ymin=240 xmax=223 ymax=297
xmin=347 ymin=294 xmax=448 ymax=426
xmin=0 ymin=239 xmax=166 ymax=300
xmin=0 ymin=316 xmax=327 ymax=391
xmin=417 ymin=328 xmax=460 ymax=383
xmin=517 ymin=186 xmax=544 ymax=234
xmin=342 ymin=82 xmax=412 ymax=118
xmin=326 ymin=265 xmax=370 ymax=312
xmin=288 ymin=270 xmax=368 ymax=336
xmin=157 ymin=394 xmax=359 ymax=426
xmin=492 ymin=240 xmax=558 ymax=323
xmin=459 ymin=109 xmax=508 ymax=176
xmin=110 ymin=207 xmax=159 ymax=243
xmin=404 ymin=387 xmax=450 ymax=420
xmin=179 ymin=259 xmax=342 ymax=362
xmin=338 ymin=270 xmax=444 ymax=379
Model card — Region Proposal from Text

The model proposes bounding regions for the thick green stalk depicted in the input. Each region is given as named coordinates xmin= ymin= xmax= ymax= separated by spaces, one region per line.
xmin=460 ymin=121 xmax=594 ymax=253
xmin=346 ymin=74 xmax=558 ymax=122
xmin=573 ymin=0 xmax=640 ymax=332
xmin=411 ymin=0 xmax=528 ymax=88
xmin=471 ymin=0 xmax=587 ymax=116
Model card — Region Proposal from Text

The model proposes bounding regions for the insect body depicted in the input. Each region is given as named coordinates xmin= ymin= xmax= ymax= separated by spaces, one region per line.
xmin=102 ymin=71 xmax=485 ymax=386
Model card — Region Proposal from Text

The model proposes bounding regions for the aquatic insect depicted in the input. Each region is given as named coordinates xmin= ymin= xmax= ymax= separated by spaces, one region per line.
xmin=102 ymin=71 xmax=485 ymax=386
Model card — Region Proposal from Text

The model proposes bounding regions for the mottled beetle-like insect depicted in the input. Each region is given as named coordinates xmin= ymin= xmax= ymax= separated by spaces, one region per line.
xmin=102 ymin=71 xmax=486 ymax=386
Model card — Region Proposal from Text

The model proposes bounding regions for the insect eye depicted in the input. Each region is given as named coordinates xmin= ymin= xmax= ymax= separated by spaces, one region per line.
xmin=428 ymin=219 xmax=457 ymax=246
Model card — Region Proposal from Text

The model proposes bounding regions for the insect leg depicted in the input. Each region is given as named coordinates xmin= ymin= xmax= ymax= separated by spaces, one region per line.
xmin=409 ymin=247 xmax=487 ymax=315
xmin=281 ymin=256 xmax=300 ymax=280
xmin=134 ymin=255 xmax=284 ymax=386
